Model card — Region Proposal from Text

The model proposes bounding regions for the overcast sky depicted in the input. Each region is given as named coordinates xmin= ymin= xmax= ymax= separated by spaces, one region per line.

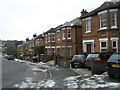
xmin=0 ymin=0 xmax=110 ymax=41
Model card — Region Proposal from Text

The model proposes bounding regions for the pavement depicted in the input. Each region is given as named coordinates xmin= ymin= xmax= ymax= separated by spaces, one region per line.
xmin=69 ymin=68 xmax=92 ymax=77
xmin=46 ymin=60 xmax=91 ymax=77
xmin=46 ymin=60 xmax=54 ymax=65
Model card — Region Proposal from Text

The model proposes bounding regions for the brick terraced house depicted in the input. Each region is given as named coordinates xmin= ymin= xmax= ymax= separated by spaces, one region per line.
xmin=42 ymin=17 xmax=82 ymax=58
xmin=80 ymin=1 xmax=120 ymax=53
xmin=55 ymin=17 xmax=82 ymax=58
xmin=44 ymin=28 xmax=56 ymax=56
xmin=34 ymin=34 xmax=44 ymax=47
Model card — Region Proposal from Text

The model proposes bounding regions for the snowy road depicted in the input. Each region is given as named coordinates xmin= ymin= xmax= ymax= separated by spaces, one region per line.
xmin=2 ymin=58 xmax=120 ymax=89
xmin=2 ymin=59 xmax=44 ymax=88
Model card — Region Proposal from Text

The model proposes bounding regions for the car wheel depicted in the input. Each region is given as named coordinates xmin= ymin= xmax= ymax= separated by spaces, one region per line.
xmin=71 ymin=64 xmax=75 ymax=68
xmin=108 ymin=73 xmax=115 ymax=78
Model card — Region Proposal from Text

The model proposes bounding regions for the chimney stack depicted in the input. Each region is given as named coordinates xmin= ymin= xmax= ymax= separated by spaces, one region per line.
xmin=81 ymin=9 xmax=88 ymax=17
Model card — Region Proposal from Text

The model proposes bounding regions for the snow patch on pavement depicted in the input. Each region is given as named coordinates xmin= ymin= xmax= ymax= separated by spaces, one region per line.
xmin=38 ymin=80 xmax=55 ymax=88
xmin=64 ymin=75 xmax=81 ymax=88
xmin=32 ymin=67 xmax=47 ymax=73
xmin=14 ymin=59 xmax=26 ymax=63
xmin=80 ymin=72 xmax=120 ymax=89
xmin=14 ymin=77 xmax=55 ymax=88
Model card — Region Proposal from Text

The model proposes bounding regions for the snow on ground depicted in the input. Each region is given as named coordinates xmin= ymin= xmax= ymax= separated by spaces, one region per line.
xmin=14 ymin=59 xmax=56 ymax=88
xmin=32 ymin=67 xmax=47 ymax=73
xmin=14 ymin=59 xmax=120 ymax=89
xmin=14 ymin=59 xmax=26 ymax=63
xmin=80 ymin=72 xmax=120 ymax=89
xmin=14 ymin=77 xmax=55 ymax=88
xmin=64 ymin=75 xmax=81 ymax=88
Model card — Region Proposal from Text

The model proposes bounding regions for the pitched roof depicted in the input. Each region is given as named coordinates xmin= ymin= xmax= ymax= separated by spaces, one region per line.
xmin=70 ymin=17 xmax=81 ymax=27
xmin=80 ymin=1 xmax=120 ymax=19
xmin=61 ymin=17 xmax=81 ymax=28
xmin=35 ymin=34 xmax=44 ymax=39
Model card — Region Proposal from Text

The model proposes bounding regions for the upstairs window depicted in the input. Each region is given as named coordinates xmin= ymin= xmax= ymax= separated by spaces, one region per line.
xmin=86 ymin=19 xmax=91 ymax=33
xmin=62 ymin=30 xmax=65 ymax=40
xmin=48 ymin=34 xmax=50 ymax=42
xmin=100 ymin=13 xmax=107 ymax=28
xmin=57 ymin=31 xmax=60 ymax=41
xmin=40 ymin=39 xmax=43 ymax=46
xmin=45 ymin=35 xmax=48 ymax=43
xmin=99 ymin=11 xmax=107 ymax=30
xmin=67 ymin=29 xmax=71 ymax=39
xmin=110 ymin=9 xmax=117 ymax=28
xmin=52 ymin=33 xmax=55 ymax=42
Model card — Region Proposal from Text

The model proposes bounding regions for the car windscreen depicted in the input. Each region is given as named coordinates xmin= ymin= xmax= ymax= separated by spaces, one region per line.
xmin=87 ymin=54 xmax=99 ymax=59
xmin=73 ymin=55 xmax=85 ymax=59
xmin=108 ymin=54 xmax=120 ymax=62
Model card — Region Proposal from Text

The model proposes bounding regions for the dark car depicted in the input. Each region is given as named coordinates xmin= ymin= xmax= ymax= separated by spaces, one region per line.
xmin=106 ymin=53 xmax=120 ymax=78
xmin=32 ymin=56 xmax=38 ymax=62
xmin=4 ymin=55 xmax=14 ymax=60
xmin=85 ymin=52 xmax=113 ymax=74
xmin=70 ymin=54 xmax=88 ymax=68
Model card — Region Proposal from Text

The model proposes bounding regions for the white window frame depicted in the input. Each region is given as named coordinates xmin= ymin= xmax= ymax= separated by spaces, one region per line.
xmin=48 ymin=33 xmax=51 ymax=42
xmin=62 ymin=30 xmax=65 ymax=40
xmin=98 ymin=10 xmax=107 ymax=30
xmin=110 ymin=37 xmax=118 ymax=52
xmin=40 ymin=39 xmax=43 ymax=46
xmin=51 ymin=33 xmax=55 ymax=42
xmin=99 ymin=38 xmax=108 ymax=52
xmin=85 ymin=17 xmax=91 ymax=33
xmin=52 ymin=47 xmax=55 ymax=54
xmin=67 ymin=29 xmax=71 ymax=39
xmin=110 ymin=9 xmax=118 ymax=29
xmin=57 ymin=32 xmax=60 ymax=41
xmin=45 ymin=35 xmax=48 ymax=43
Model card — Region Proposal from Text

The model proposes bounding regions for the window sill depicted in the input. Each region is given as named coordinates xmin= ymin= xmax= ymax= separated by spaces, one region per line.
xmin=58 ymin=39 xmax=60 ymax=41
xmin=99 ymin=27 xmax=107 ymax=31
xmin=85 ymin=31 xmax=91 ymax=33
xmin=67 ymin=38 xmax=71 ymax=39
xmin=101 ymin=47 xmax=107 ymax=49
xmin=111 ymin=26 xmax=118 ymax=29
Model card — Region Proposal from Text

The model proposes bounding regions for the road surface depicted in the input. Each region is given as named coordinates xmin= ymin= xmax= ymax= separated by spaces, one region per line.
xmin=2 ymin=58 xmax=44 ymax=88
xmin=1 ymin=57 xmax=120 ymax=89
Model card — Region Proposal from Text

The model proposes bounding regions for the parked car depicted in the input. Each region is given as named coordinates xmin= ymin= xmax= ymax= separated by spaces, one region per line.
xmin=106 ymin=53 xmax=120 ymax=78
xmin=32 ymin=56 xmax=38 ymax=62
xmin=70 ymin=53 xmax=88 ymax=68
xmin=4 ymin=55 xmax=14 ymax=60
xmin=85 ymin=52 xmax=113 ymax=74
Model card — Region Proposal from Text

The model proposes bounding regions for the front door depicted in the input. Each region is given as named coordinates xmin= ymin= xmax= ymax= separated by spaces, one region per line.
xmin=87 ymin=44 xmax=91 ymax=53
